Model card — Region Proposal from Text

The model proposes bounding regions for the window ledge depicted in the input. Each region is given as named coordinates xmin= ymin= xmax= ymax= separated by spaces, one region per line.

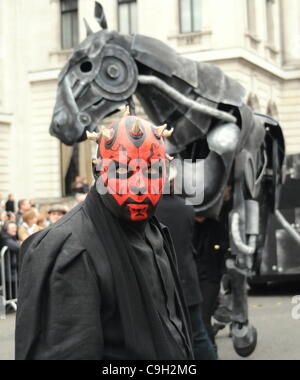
xmin=282 ymin=60 xmax=300 ymax=71
xmin=49 ymin=49 xmax=73 ymax=57
xmin=245 ymin=31 xmax=262 ymax=44
xmin=169 ymin=29 xmax=212 ymax=40
xmin=265 ymin=44 xmax=279 ymax=55
xmin=168 ymin=30 xmax=212 ymax=46
xmin=0 ymin=112 xmax=13 ymax=125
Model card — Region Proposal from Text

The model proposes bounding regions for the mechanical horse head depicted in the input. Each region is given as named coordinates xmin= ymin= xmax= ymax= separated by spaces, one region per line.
xmin=50 ymin=2 xmax=138 ymax=146
xmin=50 ymin=2 xmax=242 ymax=148
xmin=50 ymin=2 xmax=285 ymax=226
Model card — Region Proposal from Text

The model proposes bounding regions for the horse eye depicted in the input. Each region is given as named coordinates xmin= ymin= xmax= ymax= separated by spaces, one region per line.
xmin=80 ymin=61 xmax=93 ymax=73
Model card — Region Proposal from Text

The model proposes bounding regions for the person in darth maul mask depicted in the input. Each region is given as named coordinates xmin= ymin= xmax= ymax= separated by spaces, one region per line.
xmin=15 ymin=111 xmax=194 ymax=361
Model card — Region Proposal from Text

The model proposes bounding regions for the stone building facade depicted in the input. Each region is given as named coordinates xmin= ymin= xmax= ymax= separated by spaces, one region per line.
xmin=0 ymin=0 xmax=299 ymax=199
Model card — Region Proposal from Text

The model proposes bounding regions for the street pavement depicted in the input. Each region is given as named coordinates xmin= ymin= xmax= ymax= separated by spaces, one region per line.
xmin=0 ymin=313 xmax=15 ymax=360
xmin=1 ymin=283 xmax=300 ymax=360
xmin=217 ymin=283 xmax=300 ymax=360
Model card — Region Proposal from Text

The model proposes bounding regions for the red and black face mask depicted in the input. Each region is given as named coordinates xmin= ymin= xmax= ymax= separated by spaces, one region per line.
xmin=92 ymin=115 xmax=172 ymax=222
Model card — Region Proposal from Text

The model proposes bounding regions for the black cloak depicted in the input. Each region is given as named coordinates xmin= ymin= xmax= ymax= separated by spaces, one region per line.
xmin=15 ymin=187 xmax=193 ymax=360
xmin=156 ymin=195 xmax=202 ymax=307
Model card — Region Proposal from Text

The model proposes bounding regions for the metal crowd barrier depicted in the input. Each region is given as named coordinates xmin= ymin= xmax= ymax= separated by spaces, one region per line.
xmin=0 ymin=246 xmax=18 ymax=313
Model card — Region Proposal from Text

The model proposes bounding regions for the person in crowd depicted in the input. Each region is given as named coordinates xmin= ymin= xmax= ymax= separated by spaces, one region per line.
xmin=7 ymin=212 xmax=16 ymax=222
xmin=16 ymin=200 xmax=31 ymax=226
xmin=156 ymin=172 xmax=217 ymax=360
xmin=18 ymin=209 xmax=40 ymax=243
xmin=71 ymin=176 xmax=84 ymax=194
xmin=38 ymin=205 xmax=52 ymax=227
xmin=48 ymin=205 xmax=68 ymax=226
xmin=29 ymin=200 xmax=37 ymax=209
xmin=0 ymin=211 xmax=8 ymax=229
xmin=193 ymin=186 xmax=232 ymax=353
xmin=0 ymin=221 xmax=21 ymax=301
xmin=0 ymin=221 xmax=20 ymax=254
xmin=16 ymin=114 xmax=194 ymax=360
xmin=37 ymin=217 xmax=47 ymax=230
xmin=82 ymin=178 xmax=90 ymax=194
xmin=5 ymin=194 xmax=15 ymax=213
xmin=0 ymin=194 xmax=4 ymax=210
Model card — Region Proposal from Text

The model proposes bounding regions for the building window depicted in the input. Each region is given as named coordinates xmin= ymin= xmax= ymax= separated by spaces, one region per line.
xmin=60 ymin=0 xmax=79 ymax=50
xmin=179 ymin=0 xmax=202 ymax=34
xmin=247 ymin=0 xmax=257 ymax=34
xmin=118 ymin=0 xmax=137 ymax=35
xmin=266 ymin=0 xmax=275 ymax=46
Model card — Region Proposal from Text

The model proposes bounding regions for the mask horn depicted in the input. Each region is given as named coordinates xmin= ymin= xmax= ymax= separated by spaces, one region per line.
xmin=166 ymin=153 xmax=174 ymax=162
xmin=162 ymin=128 xmax=174 ymax=138
xmin=83 ymin=18 xmax=94 ymax=36
xmin=122 ymin=105 xmax=131 ymax=117
xmin=86 ymin=126 xmax=113 ymax=142
xmin=156 ymin=124 xmax=174 ymax=138
xmin=100 ymin=125 xmax=113 ymax=141
xmin=95 ymin=2 xmax=108 ymax=29
xmin=131 ymin=119 xmax=142 ymax=137
xmin=86 ymin=131 xmax=101 ymax=142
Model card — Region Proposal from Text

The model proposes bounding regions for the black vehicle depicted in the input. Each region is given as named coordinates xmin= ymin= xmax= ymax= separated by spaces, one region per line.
xmin=253 ymin=154 xmax=300 ymax=283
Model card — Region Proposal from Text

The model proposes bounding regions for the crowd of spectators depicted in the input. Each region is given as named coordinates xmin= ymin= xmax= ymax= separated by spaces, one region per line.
xmin=0 ymin=197 xmax=67 ymax=256
xmin=0 ymin=176 xmax=90 ymax=302
xmin=0 ymin=176 xmax=90 ymax=256
xmin=0 ymin=196 xmax=74 ymax=304
xmin=0 ymin=177 xmax=90 ymax=304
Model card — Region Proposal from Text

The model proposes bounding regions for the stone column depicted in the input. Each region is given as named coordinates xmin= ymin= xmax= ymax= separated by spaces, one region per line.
xmin=280 ymin=0 xmax=300 ymax=68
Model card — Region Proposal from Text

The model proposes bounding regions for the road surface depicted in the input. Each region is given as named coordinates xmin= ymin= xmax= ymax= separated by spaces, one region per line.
xmin=1 ymin=283 xmax=300 ymax=360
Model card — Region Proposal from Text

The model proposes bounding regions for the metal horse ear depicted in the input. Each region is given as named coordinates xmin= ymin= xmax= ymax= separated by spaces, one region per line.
xmin=95 ymin=2 xmax=108 ymax=30
xmin=83 ymin=18 xmax=94 ymax=36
